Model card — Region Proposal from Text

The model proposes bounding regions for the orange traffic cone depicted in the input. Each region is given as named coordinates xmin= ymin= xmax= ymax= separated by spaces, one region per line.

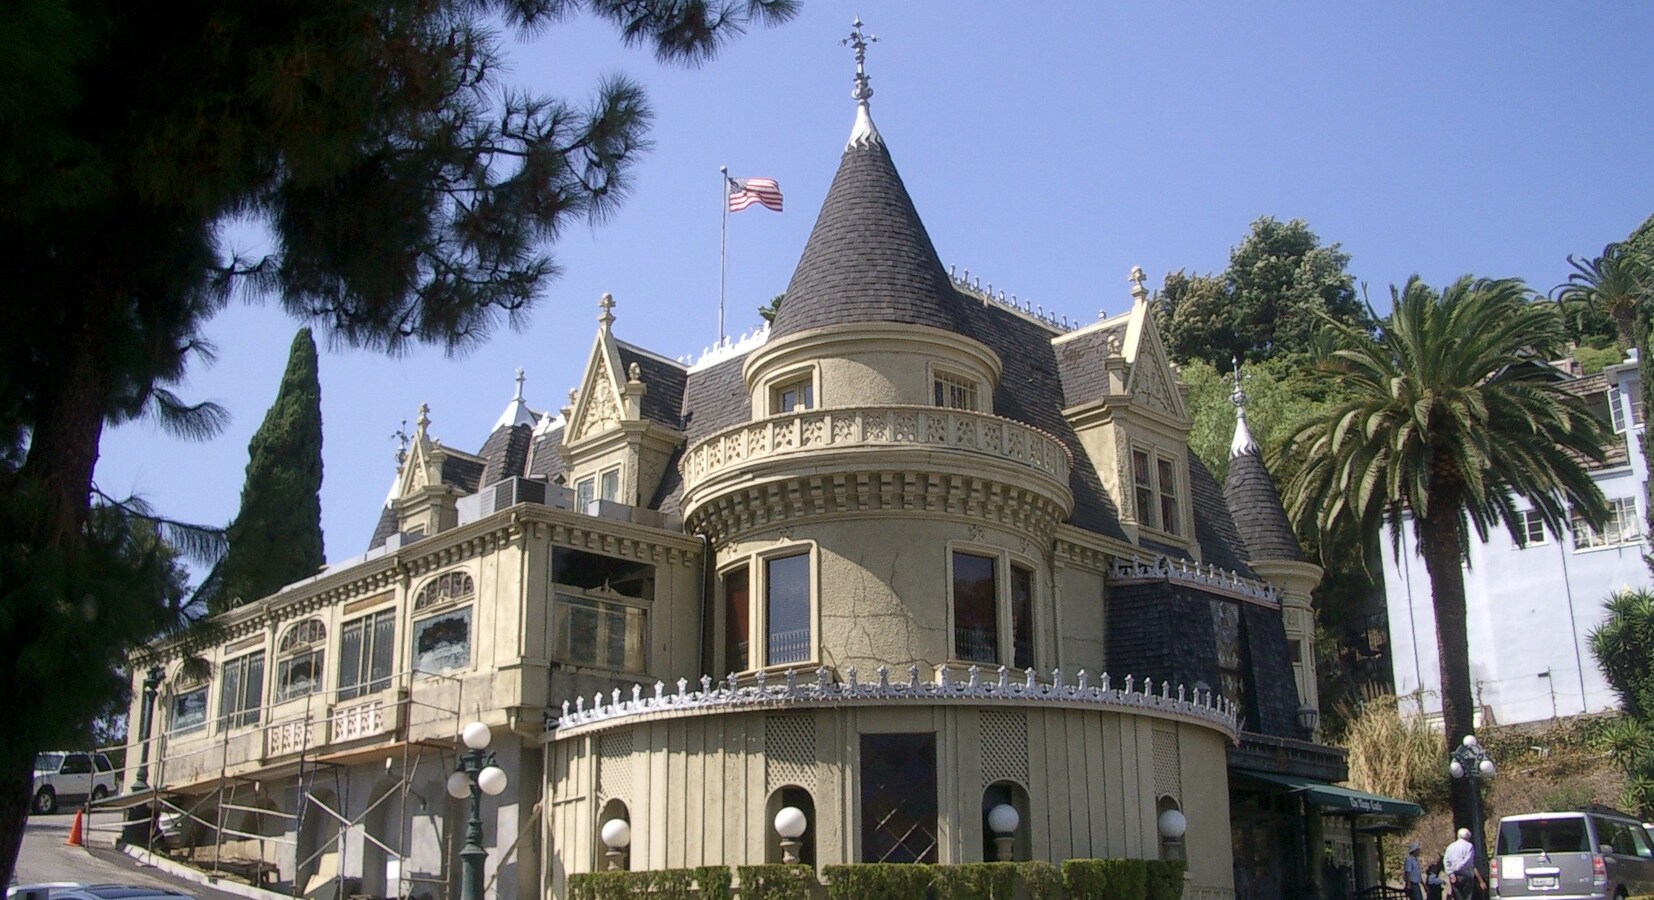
xmin=65 ymin=808 xmax=85 ymax=847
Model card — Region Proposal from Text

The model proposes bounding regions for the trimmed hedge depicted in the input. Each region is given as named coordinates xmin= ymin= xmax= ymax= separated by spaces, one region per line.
xmin=1144 ymin=860 xmax=1186 ymax=900
xmin=568 ymin=866 xmax=733 ymax=899
xmin=736 ymin=864 xmax=818 ymax=900
xmin=1020 ymin=861 xmax=1065 ymax=900
xmin=1064 ymin=858 xmax=1147 ymax=900
xmin=932 ymin=862 xmax=1019 ymax=899
xmin=823 ymin=863 xmax=937 ymax=900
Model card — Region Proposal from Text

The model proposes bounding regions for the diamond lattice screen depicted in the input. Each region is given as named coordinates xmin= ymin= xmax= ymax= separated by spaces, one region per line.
xmin=765 ymin=713 xmax=816 ymax=791
xmin=1152 ymin=725 xmax=1181 ymax=802
xmin=980 ymin=710 xmax=1029 ymax=788
xmin=597 ymin=731 xmax=634 ymax=804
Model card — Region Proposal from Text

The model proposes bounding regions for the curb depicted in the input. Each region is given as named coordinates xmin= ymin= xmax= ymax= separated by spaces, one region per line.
xmin=117 ymin=845 xmax=294 ymax=900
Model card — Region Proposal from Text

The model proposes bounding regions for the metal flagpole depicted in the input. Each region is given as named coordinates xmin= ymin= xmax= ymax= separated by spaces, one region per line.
xmin=719 ymin=165 xmax=729 ymax=344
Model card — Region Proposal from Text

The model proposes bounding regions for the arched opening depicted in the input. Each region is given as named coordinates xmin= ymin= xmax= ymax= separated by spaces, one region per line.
xmin=360 ymin=778 xmax=403 ymax=898
xmin=596 ymin=799 xmax=631 ymax=871
xmin=763 ymin=786 xmax=816 ymax=866
xmin=981 ymin=781 xmax=1031 ymax=862
xmin=1156 ymin=795 xmax=1186 ymax=862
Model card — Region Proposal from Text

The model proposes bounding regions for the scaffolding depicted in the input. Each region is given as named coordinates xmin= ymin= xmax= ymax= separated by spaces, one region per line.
xmin=88 ymin=665 xmax=495 ymax=900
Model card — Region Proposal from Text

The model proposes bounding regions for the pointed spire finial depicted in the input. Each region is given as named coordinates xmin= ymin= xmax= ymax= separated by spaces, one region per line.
xmin=598 ymin=292 xmax=615 ymax=330
xmin=513 ymin=367 xmax=526 ymax=401
xmin=1229 ymin=358 xmax=1259 ymax=458
xmin=416 ymin=403 xmax=430 ymax=432
xmin=843 ymin=17 xmax=877 ymax=102
xmin=1129 ymin=266 xmax=1148 ymax=303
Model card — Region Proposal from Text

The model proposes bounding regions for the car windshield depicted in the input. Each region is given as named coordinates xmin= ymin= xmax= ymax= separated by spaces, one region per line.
xmin=1498 ymin=818 xmax=1590 ymax=854
xmin=34 ymin=754 xmax=63 ymax=772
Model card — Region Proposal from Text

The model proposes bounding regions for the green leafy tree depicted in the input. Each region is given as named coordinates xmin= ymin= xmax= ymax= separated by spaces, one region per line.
xmin=1155 ymin=217 xmax=1370 ymax=369
xmin=1589 ymin=588 xmax=1654 ymax=815
xmin=1282 ymin=276 xmax=1610 ymax=829
xmin=0 ymin=0 xmax=794 ymax=882
xmin=210 ymin=329 xmax=325 ymax=611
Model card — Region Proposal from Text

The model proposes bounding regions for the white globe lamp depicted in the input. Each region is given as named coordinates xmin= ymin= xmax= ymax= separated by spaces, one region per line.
xmin=1158 ymin=808 xmax=1188 ymax=840
xmin=462 ymin=721 xmax=492 ymax=750
xmin=988 ymin=804 xmax=1020 ymax=835
xmin=601 ymin=818 xmax=631 ymax=871
xmin=477 ymin=765 xmax=508 ymax=797
xmin=446 ymin=771 xmax=471 ymax=800
xmin=774 ymin=806 xmax=808 ymax=864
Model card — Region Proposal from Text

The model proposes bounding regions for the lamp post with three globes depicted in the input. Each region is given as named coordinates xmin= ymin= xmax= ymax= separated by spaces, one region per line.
xmin=447 ymin=722 xmax=509 ymax=900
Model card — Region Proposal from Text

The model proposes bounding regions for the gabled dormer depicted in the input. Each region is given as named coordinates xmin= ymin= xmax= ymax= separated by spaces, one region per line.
xmin=394 ymin=404 xmax=485 ymax=539
xmin=1056 ymin=267 xmax=1194 ymax=552
xmin=559 ymin=294 xmax=687 ymax=509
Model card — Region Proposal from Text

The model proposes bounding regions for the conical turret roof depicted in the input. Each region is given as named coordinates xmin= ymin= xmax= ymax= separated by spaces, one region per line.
xmin=770 ymin=96 xmax=964 ymax=339
xmin=1221 ymin=369 xmax=1306 ymax=563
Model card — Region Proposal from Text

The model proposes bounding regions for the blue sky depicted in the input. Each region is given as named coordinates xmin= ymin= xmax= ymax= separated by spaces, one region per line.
xmin=93 ymin=3 xmax=1654 ymax=573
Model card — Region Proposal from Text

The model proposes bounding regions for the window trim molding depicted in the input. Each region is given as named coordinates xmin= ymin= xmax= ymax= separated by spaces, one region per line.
xmin=1129 ymin=442 xmax=1187 ymax=540
xmin=719 ymin=541 xmax=819 ymax=673
xmin=928 ymin=362 xmax=984 ymax=412
xmin=944 ymin=540 xmax=1040 ymax=671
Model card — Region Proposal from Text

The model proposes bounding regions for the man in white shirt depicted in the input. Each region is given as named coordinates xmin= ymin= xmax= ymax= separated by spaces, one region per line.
xmin=1404 ymin=840 xmax=1425 ymax=900
xmin=1444 ymin=828 xmax=1484 ymax=900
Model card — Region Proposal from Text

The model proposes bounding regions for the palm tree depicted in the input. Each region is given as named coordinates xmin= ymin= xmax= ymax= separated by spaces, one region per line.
xmin=1282 ymin=276 xmax=1610 ymax=826
xmin=1554 ymin=242 xmax=1651 ymax=350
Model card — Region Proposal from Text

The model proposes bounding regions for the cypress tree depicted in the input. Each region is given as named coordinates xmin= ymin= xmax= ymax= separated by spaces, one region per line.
xmin=214 ymin=329 xmax=324 ymax=609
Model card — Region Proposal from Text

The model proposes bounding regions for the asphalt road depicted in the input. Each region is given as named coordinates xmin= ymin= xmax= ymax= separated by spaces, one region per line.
xmin=13 ymin=811 xmax=246 ymax=900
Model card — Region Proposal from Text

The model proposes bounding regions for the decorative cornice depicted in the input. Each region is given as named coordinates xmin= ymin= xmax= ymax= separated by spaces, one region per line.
xmin=1107 ymin=554 xmax=1280 ymax=606
xmin=548 ymin=665 xmax=1238 ymax=741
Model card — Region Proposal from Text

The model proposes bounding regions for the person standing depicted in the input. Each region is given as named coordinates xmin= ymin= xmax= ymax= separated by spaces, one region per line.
xmin=1426 ymin=860 xmax=1446 ymax=900
xmin=1404 ymin=841 xmax=1426 ymax=900
xmin=1444 ymin=828 xmax=1484 ymax=900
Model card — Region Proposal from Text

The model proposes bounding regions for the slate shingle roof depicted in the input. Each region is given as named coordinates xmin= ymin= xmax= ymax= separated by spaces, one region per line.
xmin=1222 ymin=449 xmax=1306 ymax=564
xmin=478 ymin=423 xmax=535 ymax=488
xmin=654 ymin=355 xmax=751 ymax=518
xmin=618 ymin=344 xmax=689 ymax=431
xmin=526 ymin=426 xmax=566 ymax=483
xmin=1055 ymin=323 xmax=1128 ymax=408
xmin=771 ymin=138 xmax=964 ymax=339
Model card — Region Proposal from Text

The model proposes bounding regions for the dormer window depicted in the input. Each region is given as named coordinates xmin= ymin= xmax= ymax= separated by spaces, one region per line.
xmin=772 ymin=375 xmax=815 ymax=414
xmin=576 ymin=465 xmax=622 ymax=510
xmin=1132 ymin=447 xmax=1182 ymax=536
xmin=933 ymin=370 xmax=979 ymax=411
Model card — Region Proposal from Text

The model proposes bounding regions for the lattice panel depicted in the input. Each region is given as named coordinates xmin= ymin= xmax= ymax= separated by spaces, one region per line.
xmin=765 ymin=714 xmax=816 ymax=790
xmin=1152 ymin=725 xmax=1181 ymax=802
xmin=980 ymin=710 xmax=1029 ymax=787
xmin=597 ymin=731 xmax=634 ymax=804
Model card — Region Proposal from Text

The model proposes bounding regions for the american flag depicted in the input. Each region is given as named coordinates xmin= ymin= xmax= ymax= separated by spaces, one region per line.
xmin=727 ymin=176 xmax=783 ymax=213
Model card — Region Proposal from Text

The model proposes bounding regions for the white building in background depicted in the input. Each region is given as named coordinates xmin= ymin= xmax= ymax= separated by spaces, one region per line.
xmin=1383 ymin=356 xmax=1650 ymax=727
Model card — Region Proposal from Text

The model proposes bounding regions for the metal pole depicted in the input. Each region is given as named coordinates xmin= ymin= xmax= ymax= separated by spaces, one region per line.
xmin=718 ymin=166 xmax=729 ymax=345
xmin=458 ymin=748 xmax=492 ymax=900
xmin=133 ymin=667 xmax=163 ymax=789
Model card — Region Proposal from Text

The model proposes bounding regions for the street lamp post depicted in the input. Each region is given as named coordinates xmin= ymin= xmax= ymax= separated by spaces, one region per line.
xmin=131 ymin=665 xmax=165 ymax=790
xmin=446 ymin=722 xmax=508 ymax=900
xmin=1449 ymin=734 xmax=1497 ymax=882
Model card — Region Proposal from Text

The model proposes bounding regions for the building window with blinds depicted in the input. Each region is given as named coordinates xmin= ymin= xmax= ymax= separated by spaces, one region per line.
xmin=338 ymin=608 xmax=396 ymax=701
xmin=219 ymin=651 xmax=265 ymax=730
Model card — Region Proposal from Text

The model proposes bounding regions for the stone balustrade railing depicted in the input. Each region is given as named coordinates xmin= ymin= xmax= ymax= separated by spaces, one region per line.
xmin=547 ymin=664 xmax=1238 ymax=739
xmin=681 ymin=406 xmax=1072 ymax=497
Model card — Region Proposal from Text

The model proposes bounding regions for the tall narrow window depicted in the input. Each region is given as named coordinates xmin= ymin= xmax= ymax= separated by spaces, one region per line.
xmin=724 ymin=567 xmax=751 ymax=673
xmin=1132 ymin=449 xmax=1157 ymax=530
xmin=219 ymin=652 xmax=265 ymax=730
xmin=576 ymin=477 xmax=595 ymax=511
xmin=1009 ymin=565 xmax=1034 ymax=671
xmin=952 ymin=552 xmax=998 ymax=664
xmin=1157 ymin=457 xmax=1179 ymax=535
xmin=600 ymin=467 xmax=621 ymax=502
xmin=338 ymin=609 xmax=396 ymax=701
xmin=276 ymin=619 xmax=326 ymax=702
xmin=766 ymin=553 xmax=811 ymax=665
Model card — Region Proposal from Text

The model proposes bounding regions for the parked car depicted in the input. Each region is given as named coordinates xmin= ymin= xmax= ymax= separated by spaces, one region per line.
xmin=31 ymin=751 xmax=118 ymax=814
xmin=1493 ymin=809 xmax=1654 ymax=900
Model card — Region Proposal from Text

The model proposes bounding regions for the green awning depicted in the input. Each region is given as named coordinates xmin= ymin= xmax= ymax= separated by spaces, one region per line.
xmin=1237 ymin=769 xmax=1424 ymax=818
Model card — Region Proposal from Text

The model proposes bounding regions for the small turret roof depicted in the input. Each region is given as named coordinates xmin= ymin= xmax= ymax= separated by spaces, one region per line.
xmin=1221 ymin=366 xmax=1306 ymax=563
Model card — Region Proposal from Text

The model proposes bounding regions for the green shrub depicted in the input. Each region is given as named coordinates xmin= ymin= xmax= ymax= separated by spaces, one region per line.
xmin=1019 ymin=861 xmax=1065 ymax=900
xmin=932 ymin=862 xmax=1019 ymax=899
xmin=736 ymin=864 xmax=817 ymax=900
xmin=1144 ymin=860 xmax=1185 ymax=900
xmin=567 ymin=867 xmax=732 ymax=899
xmin=1064 ymin=859 xmax=1146 ymax=900
xmin=823 ymin=863 xmax=937 ymax=900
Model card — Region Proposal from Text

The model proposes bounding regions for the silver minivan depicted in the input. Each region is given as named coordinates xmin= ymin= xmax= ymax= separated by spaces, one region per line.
xmin=1494 ymin=810 xmax=1654 ymax=900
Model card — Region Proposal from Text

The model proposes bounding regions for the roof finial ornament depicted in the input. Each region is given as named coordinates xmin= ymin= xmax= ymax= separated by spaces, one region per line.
xmin=842 ymin=18 xmax=884 ymax=149
xmin=598 ymin=292 xmax=615 ymax=330
xmin=1129 ymin=266 xmax=1149 ymax=303
xmin=513 ymin=367 xmax=526 ymax=402
xmin=392 ymin=418 xmax=410 ymax=465
xmin=1229 ymin=357 xmax=1259 ymax=458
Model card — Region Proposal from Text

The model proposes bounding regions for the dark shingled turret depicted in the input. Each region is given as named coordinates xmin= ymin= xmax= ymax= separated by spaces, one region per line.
xmin=769 ymin=111 xmax=964 ymax=339
xmin=1222 ymin=374 xmax=1306 ymax=563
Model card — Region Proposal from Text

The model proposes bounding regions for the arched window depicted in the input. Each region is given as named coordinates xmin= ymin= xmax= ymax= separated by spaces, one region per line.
xmin=765 ymin=786 xmax=816 ymax=866
xmin=276 ymin=619 xmax=326 ymax=702
xmin=413 ymin=572 xmax=474 ymax=612
xmin=413 ymin=572 xmax=474 ymax=676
